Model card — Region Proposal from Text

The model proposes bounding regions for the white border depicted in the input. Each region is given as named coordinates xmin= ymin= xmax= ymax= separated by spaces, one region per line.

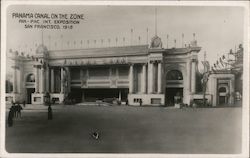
xmin=1 ymin=1 xmax=249 ymax=158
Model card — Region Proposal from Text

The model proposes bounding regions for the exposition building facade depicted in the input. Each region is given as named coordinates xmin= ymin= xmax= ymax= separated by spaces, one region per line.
xmin=6 ymin=35 xmax=238 ymax=106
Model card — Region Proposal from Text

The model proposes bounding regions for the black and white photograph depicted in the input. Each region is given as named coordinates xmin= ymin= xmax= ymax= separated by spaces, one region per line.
xmin=1 ymin=1 xmax=249 ymax=157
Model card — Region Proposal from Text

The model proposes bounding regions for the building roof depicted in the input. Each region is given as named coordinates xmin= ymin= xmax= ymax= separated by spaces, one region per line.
xmin=48 ymin=44 xmax=202 ymax=60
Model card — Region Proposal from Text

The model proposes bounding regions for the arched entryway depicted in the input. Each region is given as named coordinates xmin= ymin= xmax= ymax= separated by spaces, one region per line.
xmin=26 ymin=73 xmax=35 ymax=104
xmin=165 ymin=70 xmax=183 ymax=106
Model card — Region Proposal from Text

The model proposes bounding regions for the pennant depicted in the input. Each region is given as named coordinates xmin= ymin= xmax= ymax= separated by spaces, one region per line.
xmin=219 ymin=57 xmax=224 ymax=67
xmin=222 ymin=55 xmax=226 ymax=60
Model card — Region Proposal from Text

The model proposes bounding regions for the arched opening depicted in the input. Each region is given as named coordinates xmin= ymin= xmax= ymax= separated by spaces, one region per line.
xmin=26 ymin=73 xmax=35 ymax=104
xmin=166 ymin=70 xmax=183 ymax=80
xmin=165 ymin=70 xmax=183 ymax=106
xmin=26 ymin=74 xmax=35 ymax=82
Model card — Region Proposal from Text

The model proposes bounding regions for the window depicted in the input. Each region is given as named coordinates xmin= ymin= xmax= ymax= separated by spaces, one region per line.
xmin=166 ymin=70 xmax=183 ymax=80
xmin=133 ymin=98 xmax=142 ymax=103
xmin=219 ymin=87 xmax=227 ymax=93
xmin=26 ymin=74 xmax=35 ymax=82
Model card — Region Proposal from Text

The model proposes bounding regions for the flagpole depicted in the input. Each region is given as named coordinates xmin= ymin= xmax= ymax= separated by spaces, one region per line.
xmin=182 ymin=33 xmax=184 ymax=48
xmin=155 ymin=7 xmax=157 ymax=36
xmin=130 ymin=29 xmax=133 ymax=46
xmin=203 ymin=51 xmax=207 ymax=106
xmin=146 ymin=28 xmax=149 ymax=45
xmin=167 ymin=34 xmax=169 ymax=49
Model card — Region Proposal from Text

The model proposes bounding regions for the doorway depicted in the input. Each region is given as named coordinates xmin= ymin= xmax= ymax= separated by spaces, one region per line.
xmin=218 ymin=87 xmax=228 ymax=105
xmin=165 ymin=88 xmax=183 ymax=106
xmin=26 ymin=88 xmax=35 ymax=104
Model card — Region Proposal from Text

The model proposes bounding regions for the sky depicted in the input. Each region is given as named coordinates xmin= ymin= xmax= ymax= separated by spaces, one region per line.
xmin=5 ymin=5 xmax=245 ymax=73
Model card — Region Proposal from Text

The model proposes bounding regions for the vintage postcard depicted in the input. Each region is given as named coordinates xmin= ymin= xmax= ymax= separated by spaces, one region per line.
xmin=1 ymin=1 xmax=249 ymax=158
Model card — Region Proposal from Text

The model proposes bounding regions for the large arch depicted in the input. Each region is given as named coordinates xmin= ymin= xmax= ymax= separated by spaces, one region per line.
xmin=165 ymin=64 xmax=187 ymax=106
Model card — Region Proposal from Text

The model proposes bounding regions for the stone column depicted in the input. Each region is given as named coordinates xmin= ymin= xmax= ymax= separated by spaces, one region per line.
xmin=186 ymin=61 xmax=191 ymax=93
xmin=13 ymin=66 xmax=18 ymax=93
xmin=129 ymin=64 xmax=134 ymax=93
xmin=148 ymin=61 xmax=153 ymax=94
xmin=141 ymin=64 xmax=147 ymax=93
xmin=229 ymin=77 xmax=235 ymax=104
xmin=157 ymin=61 xmax=162 ymax=93
xmin=41 ymin=67 xmax=45 ymax=93
xmin=35 ymin=66 xmax=39 ymax=93
xmin=50 ymin=68 xmax=54 ymax=93
xmin=46 ymin=67 xmax=49 ymax=92
xmin=60 ymin=67 xmax=64 ymax=94
xmin=118 ymin=90 xmax=121 ymax=101
xmin=183 ymin=60 xmax=191 ymax=104
xmin=81 ymin=91 xmax=85 ymax=102
xmin=67 ymin=67 xmax=71 ymax=92
xmin=191 ymin=59 xmax=196 ymax=93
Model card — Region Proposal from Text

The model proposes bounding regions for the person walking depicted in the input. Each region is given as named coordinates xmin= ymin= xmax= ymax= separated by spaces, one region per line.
xmin=7 ymin=108 xmax=14 ymax=127
xmin=139 ymin=99 xmax=142 ymax=106
xmin=17 ymin=103 xmax=23 ymax=118
xmin=48 ymin=105 xmax=53 ymax=120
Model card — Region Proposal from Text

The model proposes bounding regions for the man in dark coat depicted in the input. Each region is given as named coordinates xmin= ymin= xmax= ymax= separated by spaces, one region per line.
xmin=16 ymin=103 xmax=23 ymax=117
xmin=48 ymin=105 xmax=53 ymax=120
xmin=7 ymin=108 xmax=14 ymax=127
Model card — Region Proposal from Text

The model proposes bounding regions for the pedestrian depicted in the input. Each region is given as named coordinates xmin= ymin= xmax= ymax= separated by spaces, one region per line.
xmin=16 ymin=103 xmax=23 ymax=118
xmin=139 ymin=99 xmax=142 ymax=106
xmin=7 ymin=108 xmax=14 ymax=127
xmin=11 ymin=103 xmax=17 ymax=118
xmin=48 ymin=105 xmax=53 ymax=120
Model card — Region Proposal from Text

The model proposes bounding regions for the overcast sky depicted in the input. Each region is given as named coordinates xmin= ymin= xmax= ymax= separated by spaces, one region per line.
xmin=6 ymin=5 xmax=244 ymax=72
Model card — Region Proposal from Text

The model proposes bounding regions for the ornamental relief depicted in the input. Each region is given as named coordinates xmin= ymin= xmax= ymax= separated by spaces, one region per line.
xmin=49 ymin=57 xmax=129 ymax=66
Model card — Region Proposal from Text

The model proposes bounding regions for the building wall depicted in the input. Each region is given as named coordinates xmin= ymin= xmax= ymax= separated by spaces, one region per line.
xmin=9 ymin=45 xmax=206 ymax=106
xmin=207 ymin=73 xmax=235 ymax=106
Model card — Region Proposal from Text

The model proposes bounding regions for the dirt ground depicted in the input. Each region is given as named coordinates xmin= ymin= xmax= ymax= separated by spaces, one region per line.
xmin=5 ymin=105 xmax=242 ymax=154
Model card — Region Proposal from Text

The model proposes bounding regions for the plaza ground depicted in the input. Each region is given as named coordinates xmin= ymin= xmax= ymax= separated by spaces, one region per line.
xmin=5 ymin=104 xmax=242 ymax=153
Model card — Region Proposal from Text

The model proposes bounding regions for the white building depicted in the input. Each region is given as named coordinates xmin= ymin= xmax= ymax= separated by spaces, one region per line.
xmin=6 ymin=35 xmax=238 ymax=107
